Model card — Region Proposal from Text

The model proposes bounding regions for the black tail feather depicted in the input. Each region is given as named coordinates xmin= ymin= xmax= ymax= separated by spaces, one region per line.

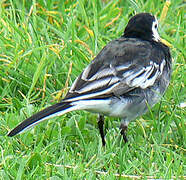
xmin=7 ymin=101 xmax=72 ymax=137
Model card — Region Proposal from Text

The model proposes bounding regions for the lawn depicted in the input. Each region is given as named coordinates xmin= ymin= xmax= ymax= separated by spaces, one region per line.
xmin=0 ymin=0 xmax=185 ymax=179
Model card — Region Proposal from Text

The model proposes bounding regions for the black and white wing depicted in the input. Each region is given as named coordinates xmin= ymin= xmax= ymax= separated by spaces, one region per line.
xmin=64 ymin=38 xmax=167 ymax=102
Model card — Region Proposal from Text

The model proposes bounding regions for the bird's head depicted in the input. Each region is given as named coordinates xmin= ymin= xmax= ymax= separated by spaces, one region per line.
xmin=123 ymin=13 xmax=160 ymax=42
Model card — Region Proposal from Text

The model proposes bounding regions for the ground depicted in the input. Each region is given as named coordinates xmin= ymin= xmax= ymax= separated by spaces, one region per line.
xmin=0 ymin=0 xmax=185 ymax=179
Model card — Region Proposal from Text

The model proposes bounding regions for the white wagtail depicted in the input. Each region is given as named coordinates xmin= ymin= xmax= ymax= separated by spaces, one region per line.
xmin=8 ymin=13 xmax=172 ymax=146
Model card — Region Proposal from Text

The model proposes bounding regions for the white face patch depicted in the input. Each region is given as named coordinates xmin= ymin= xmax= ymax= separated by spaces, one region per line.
xmin=152 ymin=17 xmax=160 ymax=42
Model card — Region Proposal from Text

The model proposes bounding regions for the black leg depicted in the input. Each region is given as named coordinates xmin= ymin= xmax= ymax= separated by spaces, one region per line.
xmin=120 ymin=123 xmax=128 ymax=143
xmin=98 ymin=115 xmax=106 ymax=146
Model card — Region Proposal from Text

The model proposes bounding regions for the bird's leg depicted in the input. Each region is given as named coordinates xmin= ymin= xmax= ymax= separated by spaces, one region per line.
xmin=98 ymin=115 xmax=106 ymax=146
xmin=120 ymin=122 xmax=128 ymax=143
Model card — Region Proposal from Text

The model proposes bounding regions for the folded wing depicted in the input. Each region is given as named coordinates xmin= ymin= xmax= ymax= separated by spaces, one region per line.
xmin=65 ymin=38 xmax=166 ymax=102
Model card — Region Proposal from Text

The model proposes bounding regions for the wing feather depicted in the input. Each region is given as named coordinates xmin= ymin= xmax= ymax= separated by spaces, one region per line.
xmin=65 ymin=38 xmax=166 ymax=101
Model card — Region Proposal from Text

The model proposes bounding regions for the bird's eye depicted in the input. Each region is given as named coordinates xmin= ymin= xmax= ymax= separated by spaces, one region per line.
xmin=154 ymin=24 xmax=158 ymax=29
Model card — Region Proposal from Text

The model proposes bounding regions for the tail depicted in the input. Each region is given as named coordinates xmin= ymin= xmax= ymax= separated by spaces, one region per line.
xmin=7 ymin=101 xmax=78 ymax=137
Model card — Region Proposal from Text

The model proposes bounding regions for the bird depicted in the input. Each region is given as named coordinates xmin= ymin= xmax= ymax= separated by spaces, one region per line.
xmin=7 ymin=13 xmax=172 ymax=146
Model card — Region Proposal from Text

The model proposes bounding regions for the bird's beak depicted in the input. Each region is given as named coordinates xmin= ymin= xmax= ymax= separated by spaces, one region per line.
xmin=160 ymin=38 xmax=172 ymax=47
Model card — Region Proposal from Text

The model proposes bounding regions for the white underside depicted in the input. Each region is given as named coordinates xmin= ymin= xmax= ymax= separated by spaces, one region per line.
xmin=72 ymin=98 xmax=131 ymax=118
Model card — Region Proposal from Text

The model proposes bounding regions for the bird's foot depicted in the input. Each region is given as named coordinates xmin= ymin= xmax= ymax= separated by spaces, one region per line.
xmin=98 ymin=115 xmax=106 ymax=146
xmin=120 ymin=123 xmax=128 ymax=143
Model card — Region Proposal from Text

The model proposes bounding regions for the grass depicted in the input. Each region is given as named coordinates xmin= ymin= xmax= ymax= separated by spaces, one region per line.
xmin=0 ymin=0 xmax=185 ymax=179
